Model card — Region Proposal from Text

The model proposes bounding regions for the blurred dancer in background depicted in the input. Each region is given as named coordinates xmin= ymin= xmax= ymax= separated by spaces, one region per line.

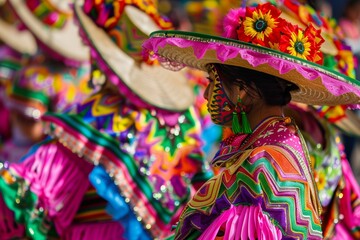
xmin=0 ymin=0 xmax=37 ymax=158
xmin=0 ymin=0 xmax=96 ymax=164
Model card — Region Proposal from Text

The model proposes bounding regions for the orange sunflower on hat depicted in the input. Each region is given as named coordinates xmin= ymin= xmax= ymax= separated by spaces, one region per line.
xmin=279 ymin=23 xmax=324 ymax=64
xmin=235 ymin=3 xmax=324 ymax=63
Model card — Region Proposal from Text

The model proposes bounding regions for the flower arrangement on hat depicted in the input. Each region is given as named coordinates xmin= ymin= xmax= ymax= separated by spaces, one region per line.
xmin=228 ymin=3 xmax=324 ymax=63
xmin=83 ymin=0 xmax=172 ymax=32
xmin=275 ymin=0 xmax=358 ymax=78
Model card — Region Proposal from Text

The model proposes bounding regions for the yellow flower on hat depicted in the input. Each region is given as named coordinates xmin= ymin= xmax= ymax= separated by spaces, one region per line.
xmin=244 ymin=9 xmax=276 ymax=40
xmin=287 ymin=28 xmax=312 ymax=60
xmin=280 ymin=23 xmax=323 ymax=63
xmin=238 ymin=3 xmax=282 ymax=46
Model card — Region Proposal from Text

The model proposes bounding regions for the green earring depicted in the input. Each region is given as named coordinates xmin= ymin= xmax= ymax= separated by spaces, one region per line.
xmin=232 ymin=110 xmax=242 ymax=134
xmin=241 ymin=109 xmax=252 ymax=134
xmin=232 ymin=97 xmax=252 ymax=134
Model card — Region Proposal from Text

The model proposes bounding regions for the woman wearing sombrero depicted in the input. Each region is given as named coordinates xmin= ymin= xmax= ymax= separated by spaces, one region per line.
xmin=187 ymin=1 xmax=360 ymax=238
xmin=0 ymin=0 xmax=213 ymax=239
xmin=144 ymin=2 xmax=360 ymax=239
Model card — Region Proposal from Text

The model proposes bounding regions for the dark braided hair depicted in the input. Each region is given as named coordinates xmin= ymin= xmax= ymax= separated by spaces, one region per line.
xmin=213 ymin=64 xmax=299 ymax=106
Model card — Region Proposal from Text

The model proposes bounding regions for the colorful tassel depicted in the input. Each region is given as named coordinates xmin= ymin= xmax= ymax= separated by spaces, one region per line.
xmin=232 ymin=111 xmax=242 ymax=134
xmin=232 ymin=97 xmax=252 ymax=134
xmin=241 ymin=111 xmax=252 ymax=134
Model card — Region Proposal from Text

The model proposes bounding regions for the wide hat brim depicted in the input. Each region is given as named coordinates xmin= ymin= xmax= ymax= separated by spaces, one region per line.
xmin=144 ymin=30 xmax=360 ymax=107
xmin=0 ymin=17 xmax=37 ymax=55
xmin=74 ymin=1 xmax=194 ymax=111
xmin=8 ymin=0 xmax=89 ymax=62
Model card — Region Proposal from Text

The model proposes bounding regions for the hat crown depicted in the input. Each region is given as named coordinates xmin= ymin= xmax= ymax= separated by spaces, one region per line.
xmin=223 ymin=3 xmax=324 ymax=64
xmin=25 ymin=0 xmax=73 ymax=29
xmin=83 ymin=0 xmax=172 ymax=62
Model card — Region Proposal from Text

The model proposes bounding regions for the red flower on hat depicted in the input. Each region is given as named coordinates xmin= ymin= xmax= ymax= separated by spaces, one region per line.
xmin=304 ymin=24 xmax=324 ymax=64
xmin=220 ymin=3 xmax=326 ymax=64
xmin=237 ymin=3 xmax=284 ymax=47
xmin=279 ymin=23 xmax=324 ymax=63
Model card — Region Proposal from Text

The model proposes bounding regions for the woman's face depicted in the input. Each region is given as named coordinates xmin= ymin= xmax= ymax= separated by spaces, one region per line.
xmin=204 ymin=69 xmax=235 ymax=127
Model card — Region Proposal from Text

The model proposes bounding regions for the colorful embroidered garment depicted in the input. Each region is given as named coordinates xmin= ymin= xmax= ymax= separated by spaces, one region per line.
xmin=174 ymin=116 xmax=323 ymax=239
xmin=11 ymin=88 xmax=213 ymax=239
xmin=6 ymin=59 xmax=94 ymax=119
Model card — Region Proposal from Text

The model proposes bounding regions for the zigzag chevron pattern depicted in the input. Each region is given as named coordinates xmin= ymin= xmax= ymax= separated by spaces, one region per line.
xmin=175 ymin=145 xmax=322 ymax=239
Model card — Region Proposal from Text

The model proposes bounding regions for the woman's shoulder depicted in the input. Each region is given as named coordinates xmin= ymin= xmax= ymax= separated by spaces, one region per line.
xmin=240 ymin=145 xmax=305 ymax=180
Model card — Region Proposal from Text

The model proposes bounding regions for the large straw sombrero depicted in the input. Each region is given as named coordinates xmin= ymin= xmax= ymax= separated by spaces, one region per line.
xmin=0 ymin=0 xmax=37 ymax=55
xmin=143 ymin=3 xmax=360 ymax=108
xmin=73 ymin=0 xmax=194 ymax=111
xmin=8 ymin=0 xmax=89 ymax=64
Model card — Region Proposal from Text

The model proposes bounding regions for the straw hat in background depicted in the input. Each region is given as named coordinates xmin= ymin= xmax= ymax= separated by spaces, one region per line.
xmin=8 ymin=0 xmax=89 ymax=65
xmin=74 ymin=0 xmax=195 ymax=111
xmin=0 ymin=0 xmax=37 ymax=55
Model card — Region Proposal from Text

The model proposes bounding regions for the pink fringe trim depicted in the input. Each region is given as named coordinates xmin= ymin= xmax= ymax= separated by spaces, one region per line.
xmin=198 ymin=204 xmax=282 ymax=240
xmin=64 ymin=221 xmax=125 ymax=240
xmin=0 ymin=195 xmax=25 ymax=239
xmin=10 ymin=141 xmax=93 ymax=236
